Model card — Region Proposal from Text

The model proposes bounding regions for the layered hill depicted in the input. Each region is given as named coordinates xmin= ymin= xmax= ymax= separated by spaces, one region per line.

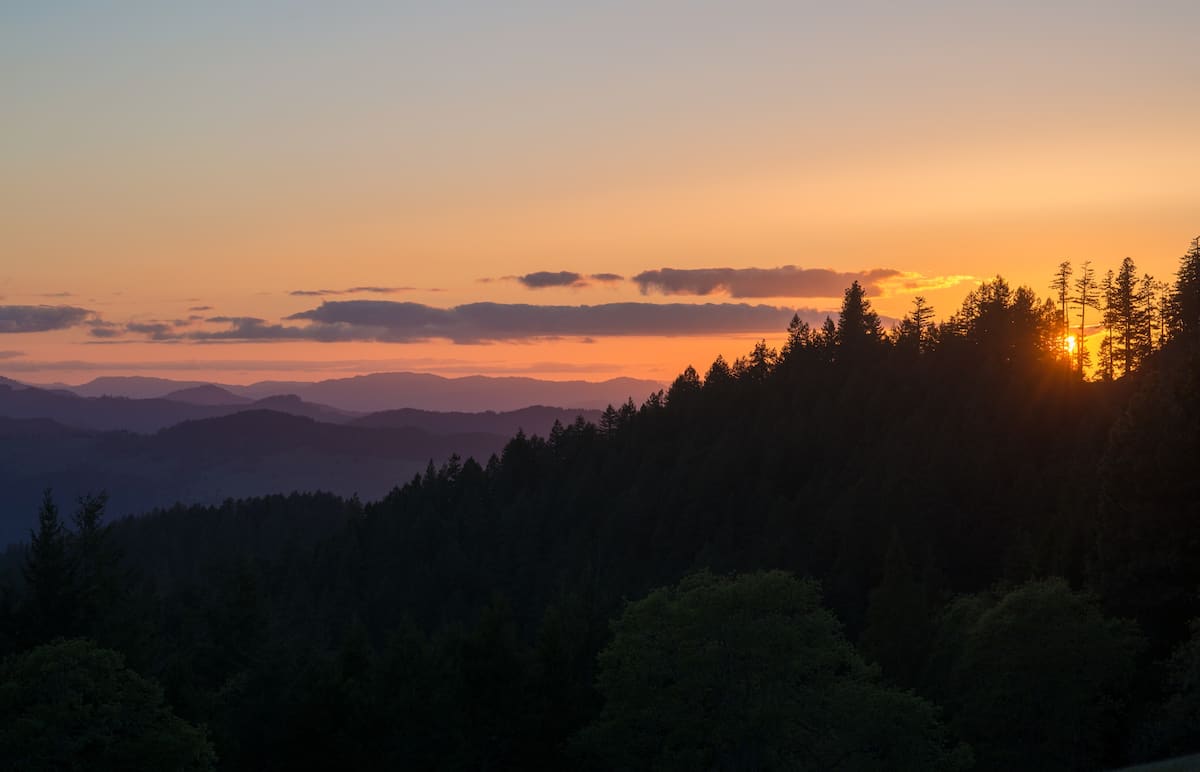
xmin=41 ymin=372 xmax=662 ymax=413
xmin=0 ymin=410 xmax=516 ymax=546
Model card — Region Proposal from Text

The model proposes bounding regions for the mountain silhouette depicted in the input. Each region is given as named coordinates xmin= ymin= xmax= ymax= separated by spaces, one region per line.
xmin=350 ymin=405 xmax=602 ymax=437
xmin=42 ymin=371 xmax=663 ymax=413
xmin=162 ymin=384 xmax=252 ymax=405
xmin=0 ymin=409 xmax=511 ymax=546
xmin=0 ymin=383 xmax=356 ymax=433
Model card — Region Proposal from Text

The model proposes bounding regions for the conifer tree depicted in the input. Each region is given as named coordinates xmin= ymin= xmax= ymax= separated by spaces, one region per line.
xmin=1170 ymin=236 xmax=1200 ymax=336
xmin=860 ymin=531 xmax=931 ymax=688
xmin=598 ymin=404 xmax=619 ymax=436
xmin=835 ymin=281 xmax=884 ymax=355
xmin=780 ymin=313 xmax=811 ymax=362
xmin=1050 ymin=261 xmax=1074 ymax=371
xmin=1107 ymin=257 xmax=1146 ymax=377
xmin=1072 ymin=260 xmax=1099 ymax=376
xmin=22 ymin=489 xmax=76 ymax=641
xmin=898 ymin=296 xmax=935 ymax=354
xmin=72 ymin=491 xmax=120 ymax=640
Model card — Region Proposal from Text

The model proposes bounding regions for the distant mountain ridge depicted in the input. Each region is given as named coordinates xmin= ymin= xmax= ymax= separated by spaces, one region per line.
xmin=0 ymin=409 xmax=516 ymax=547
xmin=0 ymin=381 xmax=611 ymax=437
xmin=163 ymin=384 xmax=252 ymax=405
xmin=0 ymin=383 xmax=357 ymax=433
xmin=351 ymin=405 xmax=604 ymax=436
xmin=30 ymin=371 xmax=663 ymax=413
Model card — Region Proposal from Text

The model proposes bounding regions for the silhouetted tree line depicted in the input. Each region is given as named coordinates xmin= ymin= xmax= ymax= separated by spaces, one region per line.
xmin=1 ymin=237 xmax=1199 ymax=770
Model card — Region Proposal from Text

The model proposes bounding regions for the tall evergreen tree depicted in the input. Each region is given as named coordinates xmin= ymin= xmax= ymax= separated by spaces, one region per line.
xmin=72 ymin=492 xmax=120 ymax=640
xmin=780 ymin=313 xmax=812 ymax=363
xmin=744 ymin=340 xmax=778 ymax=381
xmin=835 ymin=280 xmax=884 ymax=355
xmin=1141 ymin=274 xmax=1166 ymax=355
xmin=897 ymin=296 xmax=935 ymax=354
xmin=860 ymin=531 xmax=931 ymax=689
xmin=1100 ymin=269 xmax=1117 ymax=381
xmin=1106 ymin=257 xmax=1147 ymax=377
xmin=1050 ymin=261 xmax=1074 ymax=372
xmin=1171 ymin=236 xmax=1200 ymax=337
xmin=1072 ymin=260 xmax=1099 ymax=376
xmin=598 ymin=405 xmax=619 ymax=436
xmin=22 ymin=490 xmax=76 ymax=641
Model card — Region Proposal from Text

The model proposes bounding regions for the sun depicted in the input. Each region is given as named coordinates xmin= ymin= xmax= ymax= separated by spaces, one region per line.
xmin=1063 ymin=335 xmax=1077 ymax=354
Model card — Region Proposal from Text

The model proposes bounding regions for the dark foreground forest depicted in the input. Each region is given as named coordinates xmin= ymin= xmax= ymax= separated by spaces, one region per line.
xmin=2 ymin=240 xmax=1199 ymax=770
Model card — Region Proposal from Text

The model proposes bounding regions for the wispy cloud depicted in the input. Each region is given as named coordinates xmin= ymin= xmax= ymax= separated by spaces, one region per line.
xmin=874 ymin=271 xmax=978 ymax=295
xmin=590 ymin=273 xmax=624 ymax=283
xmin=120 ymin=300 xmax=831 ymax=344
xmin=0 ymin=350 xmax=23 ymax=359
xmin=289 ymin=286 xmax=417 ymax=297
xmin=0 ymin=305 xmax=94 ymax=333
xmin=188 ymin=305 xmax=213 ymax=312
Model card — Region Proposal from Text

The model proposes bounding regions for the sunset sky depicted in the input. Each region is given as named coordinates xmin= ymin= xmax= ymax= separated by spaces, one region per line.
xmin=3 ymin=2 xmax=1198 ymax=384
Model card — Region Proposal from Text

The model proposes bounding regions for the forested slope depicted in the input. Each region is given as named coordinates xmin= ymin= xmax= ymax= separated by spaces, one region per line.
xmin=3 ymin=240 xmax=1200 ymax=770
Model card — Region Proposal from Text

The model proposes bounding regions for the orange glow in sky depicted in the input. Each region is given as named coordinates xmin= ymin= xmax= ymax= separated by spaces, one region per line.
xmin=2 ymin=4 xmax=1197 ymax=385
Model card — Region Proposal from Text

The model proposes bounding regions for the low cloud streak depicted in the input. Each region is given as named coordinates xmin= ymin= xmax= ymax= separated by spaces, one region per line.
xmin=634 ymin=266 xmax=899 ymax=298
xmin=123 ymin=300 xmax=834 ymax=344
xmin=0 ymin=305 xmax=94 ymax=333
xmin=516 ymin=271 xmax=587 ymax=289
xmin=289 ymin=286 xmax=417 ymax=297
xmin=634 ymin=266 xmax=973 ymax=298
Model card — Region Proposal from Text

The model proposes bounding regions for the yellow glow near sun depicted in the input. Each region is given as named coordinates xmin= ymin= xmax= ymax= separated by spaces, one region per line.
xmin=1064 ymin=335 xmax=1078 ymax=354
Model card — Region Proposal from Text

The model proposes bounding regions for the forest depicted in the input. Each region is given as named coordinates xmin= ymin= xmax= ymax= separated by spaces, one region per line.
xmin=1 ymin=237 xmax=1198 ymax=771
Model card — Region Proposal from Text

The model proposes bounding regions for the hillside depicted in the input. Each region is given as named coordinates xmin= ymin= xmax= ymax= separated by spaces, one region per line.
xmin=0 ymin=410 xmax=509 ymax=546
xmin=0 ymin=384 xmax=355 ymax=433
xmin=350 ymin=405 xmax=603 ymax=437
xmin=46 ymin=372 xmax=663 ymax=413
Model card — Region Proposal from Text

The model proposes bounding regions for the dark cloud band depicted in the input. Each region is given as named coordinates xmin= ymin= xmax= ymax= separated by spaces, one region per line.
xmin=0 ymin=305 xmax=93 ymax=334
xmin=517 ymin=271 xmax=587 ymax=289
xmin=633 ymin=266 xmax=903 ymax=298
xmin=135 ymin=300 xmax=832 ymax=344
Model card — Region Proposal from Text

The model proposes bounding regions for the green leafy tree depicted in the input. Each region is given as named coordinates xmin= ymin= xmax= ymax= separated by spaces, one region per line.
xmin=1136 ymin=618 xmax=1200 ymax=760
xmin=1095 ymin=337 xmax=1200 ymax=643
xmin=0 ymin=639 xmax=215 ymax=771
xmin=859 ymin=532 xmax=931 ymax=688
xmin=577 ymin=570 xmax=970 ymax=771
xmin=932 ymin=579 xmax=1143 ymax=771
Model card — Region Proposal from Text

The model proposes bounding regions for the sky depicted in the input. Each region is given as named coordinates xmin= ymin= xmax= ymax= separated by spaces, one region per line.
xmin=3 ymin=2 xmax=1198 ymax=384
